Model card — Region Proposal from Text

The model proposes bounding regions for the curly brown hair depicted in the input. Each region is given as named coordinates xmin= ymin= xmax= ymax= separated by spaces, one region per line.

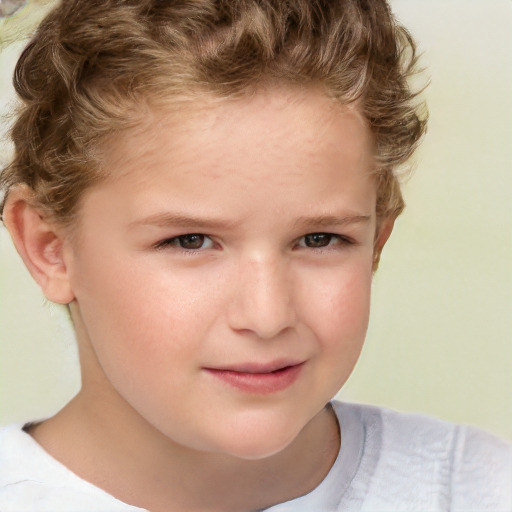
xmin=0 ymin=0 xmax=427 ymax=226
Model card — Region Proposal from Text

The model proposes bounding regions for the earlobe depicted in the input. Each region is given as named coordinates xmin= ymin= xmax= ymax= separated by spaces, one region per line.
xmin=2 ymin=185 xmax=75 ymax=304
xmin=373 ymin=216 xmax=395 ymax=271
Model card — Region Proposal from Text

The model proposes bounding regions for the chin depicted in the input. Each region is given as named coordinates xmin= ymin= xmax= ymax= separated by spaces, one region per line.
xmin=219 ymin=436 xmax=296 ymax=461
xmin=210 ymin=415 xmax=305 ymax=461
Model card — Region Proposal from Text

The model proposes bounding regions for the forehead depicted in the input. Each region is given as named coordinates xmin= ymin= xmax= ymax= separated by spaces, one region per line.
xmin=79 ymin=86 xmax=378 ymax=232
xmin=99 ymin=86 xmax=375 ymax=182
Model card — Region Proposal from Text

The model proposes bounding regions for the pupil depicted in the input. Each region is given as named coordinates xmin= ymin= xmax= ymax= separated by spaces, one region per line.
xmin=180 ymin=234 xmax=204 ymax=249
xmin=305 ymin=233 xmax=331 ymax=248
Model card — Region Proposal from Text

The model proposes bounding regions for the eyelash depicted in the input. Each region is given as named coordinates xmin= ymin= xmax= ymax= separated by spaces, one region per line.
xmin=154 ymin=232 xmax=354 ymax=253
xmin=296 ymin=232 xmax=353 ymax=250
xmin=155 ymin=234 xmax=214 ymax=252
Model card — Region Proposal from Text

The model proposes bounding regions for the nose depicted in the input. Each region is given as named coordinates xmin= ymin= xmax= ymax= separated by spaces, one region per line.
xmin=227 ymin=253 xmax=296 ymax=339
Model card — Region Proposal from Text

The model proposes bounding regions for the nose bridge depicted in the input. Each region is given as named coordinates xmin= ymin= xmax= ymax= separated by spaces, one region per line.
xmin=229 ymin=250 xmax=296 ymax=339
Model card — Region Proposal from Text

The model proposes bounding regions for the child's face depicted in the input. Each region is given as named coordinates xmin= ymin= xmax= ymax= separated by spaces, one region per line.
xmin=66 ymin=87 xmax=380 ymax=459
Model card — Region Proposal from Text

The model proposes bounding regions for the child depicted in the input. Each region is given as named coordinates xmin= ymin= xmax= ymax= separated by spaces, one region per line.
xmin=0 ymin=0 xmax=511 ymax=510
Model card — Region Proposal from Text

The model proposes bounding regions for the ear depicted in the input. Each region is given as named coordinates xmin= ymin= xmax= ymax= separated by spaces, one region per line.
xmin=2 ymin=185 xmax=75 ymax=304
xmin=373 ymin=216 xmax=395 ymax=271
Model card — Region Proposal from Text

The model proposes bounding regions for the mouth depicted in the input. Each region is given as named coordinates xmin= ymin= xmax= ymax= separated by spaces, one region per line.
xmin=203 ymin=361 xmax=305 ymax=394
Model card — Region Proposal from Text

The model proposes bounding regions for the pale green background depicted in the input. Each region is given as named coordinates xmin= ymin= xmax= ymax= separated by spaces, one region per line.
xmin=1 ymin=1 xmax=511 ymax=440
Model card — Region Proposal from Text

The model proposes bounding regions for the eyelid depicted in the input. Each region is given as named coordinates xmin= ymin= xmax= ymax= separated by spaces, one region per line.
xmin=153 ymin=231 xmax=355 ymax=252
xmin=154 ymin=233 xmax=215 ymax=251
xmin=295 ymin=232 xmax=355 ymax=249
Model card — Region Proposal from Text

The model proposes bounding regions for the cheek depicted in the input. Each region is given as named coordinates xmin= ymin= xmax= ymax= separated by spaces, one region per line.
xmin=308 ymin=258 xmax=371 ymax=317
xmin=70 ymin=251 xmax=222 ymax=373
xmin=288 ymin=258 xmax=373 ymax=403
xmin=70 ymin=254 xmax=226 ymax=426
xmin=334 ymin=267 xmax=372 ymax=331
xmin=299 ymin=259 xmax=373 ymax=354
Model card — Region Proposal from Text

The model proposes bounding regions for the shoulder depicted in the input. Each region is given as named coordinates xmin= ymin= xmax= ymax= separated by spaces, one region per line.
xmin=0 ymin=424 xmax=144 ymax=512
xmin=0 ymin=423 xmax=40 ymax=488
xmin=331 ymin=401 xmax=512 ymax=511
xmin=450 ymin=423 xmax=512 ymax=510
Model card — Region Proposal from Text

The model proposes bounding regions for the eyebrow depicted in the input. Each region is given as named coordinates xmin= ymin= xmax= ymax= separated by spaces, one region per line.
xmin=130 ymin=212 xmax=372 ymax=230
xmin=128 ymin=212 xmax=240 ymax=230
xmin=292 ymin=214 xmax=372 ymax=229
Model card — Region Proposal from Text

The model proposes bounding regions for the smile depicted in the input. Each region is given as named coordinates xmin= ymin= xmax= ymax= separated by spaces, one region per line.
xmin=204 ymin=361 xmax=305 ymax=394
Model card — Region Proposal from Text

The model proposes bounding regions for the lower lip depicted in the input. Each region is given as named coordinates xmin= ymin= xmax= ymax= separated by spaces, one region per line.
xmin=205 ymin=364 xmax=304 ymax=394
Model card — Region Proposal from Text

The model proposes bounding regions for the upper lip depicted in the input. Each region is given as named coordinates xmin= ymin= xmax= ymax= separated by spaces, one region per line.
xmin=204 ymin=360 xmax=305 ymax=374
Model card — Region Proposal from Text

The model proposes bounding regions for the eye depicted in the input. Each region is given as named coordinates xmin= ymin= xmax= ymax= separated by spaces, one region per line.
xmin=156 ymin=234 xmax=214 ymax=251
xmin=297 ymin=232 xmax=352 ymax=249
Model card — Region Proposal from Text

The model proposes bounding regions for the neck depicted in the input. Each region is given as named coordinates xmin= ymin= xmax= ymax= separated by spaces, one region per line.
xmin=29 ymin=387 xmax=340 ymax=512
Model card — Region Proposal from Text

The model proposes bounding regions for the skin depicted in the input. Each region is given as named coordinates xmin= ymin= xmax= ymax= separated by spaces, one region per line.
xmin=4 ymin=86 xmax=394 ymax=511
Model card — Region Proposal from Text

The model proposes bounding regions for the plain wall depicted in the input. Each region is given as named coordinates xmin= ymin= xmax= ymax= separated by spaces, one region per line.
xmin=1 ymin=1 xmax=511 ymax=440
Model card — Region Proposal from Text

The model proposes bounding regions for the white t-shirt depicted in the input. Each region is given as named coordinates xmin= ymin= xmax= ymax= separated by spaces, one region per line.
xmin=1 ymin=401 xmax=511 ymax=511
